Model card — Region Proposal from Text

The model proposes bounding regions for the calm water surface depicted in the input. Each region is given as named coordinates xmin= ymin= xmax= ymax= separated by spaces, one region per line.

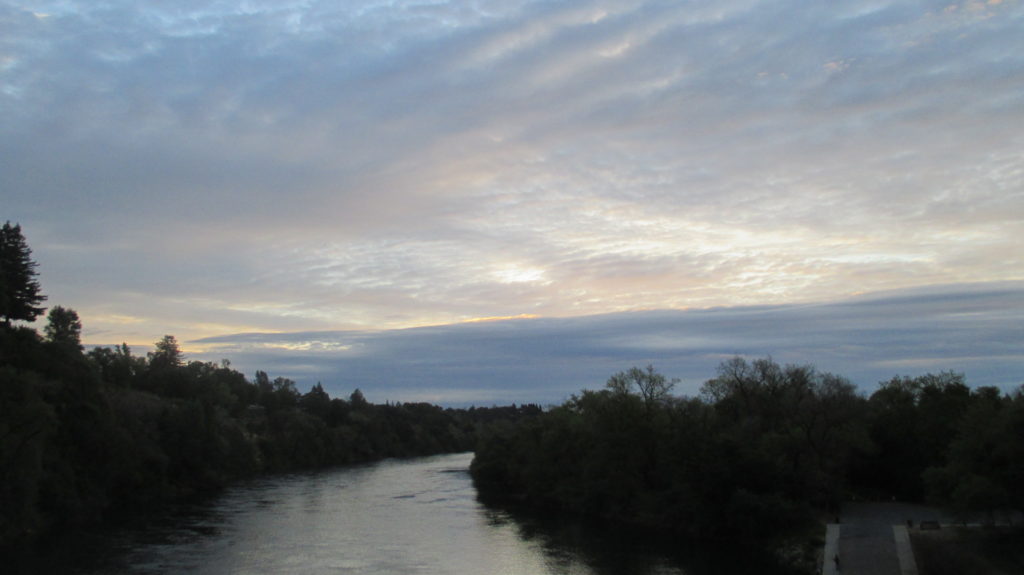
xmin=41 ymin=453 xmax=787 ymax=574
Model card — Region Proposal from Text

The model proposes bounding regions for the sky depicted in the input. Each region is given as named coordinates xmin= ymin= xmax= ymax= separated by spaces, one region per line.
xmin=3 ymin=0 xmax=1023 ymax=404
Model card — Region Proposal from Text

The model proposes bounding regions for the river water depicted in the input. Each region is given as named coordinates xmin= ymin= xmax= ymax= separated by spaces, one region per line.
xmin=29 ymin=453 xmax=791 ymax=574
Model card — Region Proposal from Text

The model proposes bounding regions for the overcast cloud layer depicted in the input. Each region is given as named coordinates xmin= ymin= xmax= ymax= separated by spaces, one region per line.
xmin=3 ymin=1 xmax=1023 ymax=403
xmin=189 ymin=282 xmax=1024 ymax=405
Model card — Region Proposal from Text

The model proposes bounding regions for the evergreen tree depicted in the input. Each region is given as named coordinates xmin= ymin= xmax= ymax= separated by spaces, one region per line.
xmin=0 ymin=222 xmax=47 ymax=327
xmin=148 ymin=334 xmax=183 ymax=369
xmin=44 ymin=306 xmax=83 ymax=350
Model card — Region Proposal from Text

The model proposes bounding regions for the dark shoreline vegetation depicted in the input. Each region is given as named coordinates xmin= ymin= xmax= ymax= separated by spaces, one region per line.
xmin=470 ymin=361 xmax=1023 ymax=538
xmin=3 ymin=221 xmax=1023 ymax=571
xmin=469 ymin=362 xmax=1024 ymax=572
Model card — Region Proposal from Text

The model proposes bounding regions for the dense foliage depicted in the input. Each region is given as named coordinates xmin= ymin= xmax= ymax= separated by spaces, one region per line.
xmin=471 ymin=359 xmax=1024 ymax=541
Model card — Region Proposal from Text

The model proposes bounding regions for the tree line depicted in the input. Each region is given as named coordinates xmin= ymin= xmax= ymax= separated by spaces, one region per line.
xmin=471 ymin=358 xmax=1024 ymax=543
xmin=0 ymin=222 xmax=541 ymax=548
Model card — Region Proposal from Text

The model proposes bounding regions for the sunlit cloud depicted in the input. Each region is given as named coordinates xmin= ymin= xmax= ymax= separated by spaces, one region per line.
xmin=461 ymin=314 xmax=539 ymax=324
xmin=493 ymin=265 xmax=548 ymax=284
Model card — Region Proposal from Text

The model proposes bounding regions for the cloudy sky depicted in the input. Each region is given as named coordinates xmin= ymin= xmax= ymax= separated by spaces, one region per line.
xmin=3 ymin=0 xmax=1022 ymax=404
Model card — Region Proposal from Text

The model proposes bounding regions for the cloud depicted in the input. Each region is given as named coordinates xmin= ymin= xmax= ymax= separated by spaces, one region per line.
xmin=2 ymin=0 xmax=1022 ymax=370
xmin=186 ymin=282 xmax=1024 ymax=405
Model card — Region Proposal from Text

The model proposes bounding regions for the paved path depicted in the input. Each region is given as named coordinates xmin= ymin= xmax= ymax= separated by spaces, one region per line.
xmin=824 ymin=502 xmax=948 ymax=575
xmin=823 ymin=524 xmax=840 ymax=575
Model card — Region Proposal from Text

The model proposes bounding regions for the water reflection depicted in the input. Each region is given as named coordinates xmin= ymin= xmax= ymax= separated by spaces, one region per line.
xmin=486 ymin=508 xmax=686 ymax=575
xmin=18 ymin=453 xmax=792 ymax=575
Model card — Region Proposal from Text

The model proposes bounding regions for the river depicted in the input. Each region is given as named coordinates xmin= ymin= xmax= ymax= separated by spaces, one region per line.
xmin=21 ymin=453 xmax=793 ymax=574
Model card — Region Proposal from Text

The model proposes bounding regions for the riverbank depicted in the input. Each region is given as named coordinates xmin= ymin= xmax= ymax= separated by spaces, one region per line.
xmin=475 ymin=486 xmax=820 ymax=575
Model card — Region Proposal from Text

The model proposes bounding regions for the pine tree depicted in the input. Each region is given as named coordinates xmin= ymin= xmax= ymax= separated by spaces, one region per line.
xmin=0 ymin=221 xmax=47 ymax=326
xmin=44 ymin=305 xmax=83 ymax=349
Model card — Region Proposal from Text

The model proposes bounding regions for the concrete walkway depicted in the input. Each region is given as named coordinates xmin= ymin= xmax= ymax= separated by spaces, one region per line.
xmin=893 ymin=524 xmax=918 ymax=575
xmin=824 ymin=502 xmax=944 ymax=575
xmin=823 ymin=524 xmax=840 ymax=575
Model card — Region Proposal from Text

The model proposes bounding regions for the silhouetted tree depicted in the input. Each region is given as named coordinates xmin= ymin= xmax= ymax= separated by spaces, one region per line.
xmin=857 ymin=372 xmax=972 ymax=500
xmin=88 ymin=343 xmax=141 ymax=387
xmin=272 ymin=376 xmax=300 ymax=408
xmin=350 ymin=388 xmax=368 ymax=410
xmin=148 ymin=335 xmax=183 ymax=370
xmin=924 ymin=385 xmax=1024 ymax=521
xmin=44 ymin=306 xmax=82 ymax=350
xmin=606 ymin=364 xmax=677 ymax=410
xmin=300 ymin=383 xmax=332 ymax=419
xmin=254 ymin=370 xmax=273 ymax=395
xmin=0 ymin=222 xmax=46 ymax=327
